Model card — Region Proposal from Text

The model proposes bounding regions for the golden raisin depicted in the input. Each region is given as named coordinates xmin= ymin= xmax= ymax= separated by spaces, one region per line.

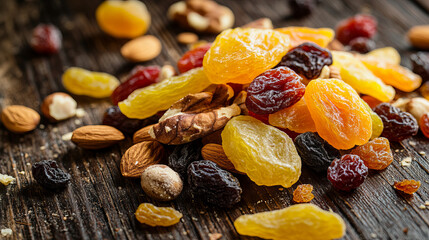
xmin=351 ymin=137 xmax=393 ymax=170
xmin=293 ymin=184 xmax=314 ymax=203
xmin=394 ymin=180 xmax=421 ymax=194
xmin=276 ymin=27 xmax=334 ymax=48
xmin=135 ymin=203 xmax=182 ymax=227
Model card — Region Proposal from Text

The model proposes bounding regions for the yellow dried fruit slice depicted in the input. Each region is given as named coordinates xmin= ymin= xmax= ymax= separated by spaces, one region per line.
xmin=365 ymin=47 xmax=401 ymax=65
xmin=276 ymin=27 xmax=335 ymax=48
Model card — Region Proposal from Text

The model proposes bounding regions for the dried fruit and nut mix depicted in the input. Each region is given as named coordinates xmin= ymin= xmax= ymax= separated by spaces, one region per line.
xmin=7 ymin=2 xmax=429 ymax=238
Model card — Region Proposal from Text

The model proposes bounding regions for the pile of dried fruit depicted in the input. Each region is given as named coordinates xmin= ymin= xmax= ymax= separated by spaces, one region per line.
xmin=3 ymin=4 xmax=429 ymax=239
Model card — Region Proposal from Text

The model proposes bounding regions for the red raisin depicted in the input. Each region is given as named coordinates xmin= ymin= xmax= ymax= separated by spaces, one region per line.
xmin=177 ymin=44 xmax=211 ymax=73
xmin=111 ymin=65 xmax=160 ymax=105
xmin=32 ymin=160 xmax=70 ymax=190
xmin=374 ymin=103 xmax=418 ymax=142
xmin=411 ymin=52 xmax=429 ymax=82
xmin=347 ymin=37 xmax=375 ymax=53
xmin=30 ymin=24 xmax=62 ymax=54
xmin=327 ymin=154 xmax=368 ymax=191
xmin=248 ymin=111 xmax=270 ymax=125
xmin=277 ymin=42 xmax=333 ymax=79
xmin=419 ymin=113 xmax=429 ymax=138
xmin=245 ymin=66 xmax=305 ymax=115
xmin=336 ymin=14 xmax=377 ymax=45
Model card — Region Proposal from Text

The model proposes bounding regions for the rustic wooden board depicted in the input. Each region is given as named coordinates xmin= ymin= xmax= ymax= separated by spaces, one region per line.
xmin=1 ymin=0 xmax=429 ymax=239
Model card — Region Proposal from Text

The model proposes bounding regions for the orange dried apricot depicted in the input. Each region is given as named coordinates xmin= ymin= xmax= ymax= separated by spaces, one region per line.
xmin=350 ymin=137 xmax=393 ymax=170
xmin=293 ymin=184 xmax=314 ymax=203
xmin=276 ymin=27 xmax=334 ymax=48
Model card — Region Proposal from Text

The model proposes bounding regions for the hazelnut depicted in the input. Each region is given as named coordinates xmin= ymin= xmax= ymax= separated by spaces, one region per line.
xmin=140 ymin=164 xmax=183 ymax=201
xmin=41 ymin=92 xmax=77 ymax=122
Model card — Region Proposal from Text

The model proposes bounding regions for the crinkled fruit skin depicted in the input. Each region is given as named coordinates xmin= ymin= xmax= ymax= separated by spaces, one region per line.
xmin=168 ymin=140 xmax=202 ymax=179
xmin=305 ymin=78 xmax=372 ymax=150
xmin=348 ymin=37 xmax=375 ymax=53
xmin=269 ymin=96 xmax=316 ymax=133
xmin=277 ymin=42 xmax=333 ymax=79
xmin=293 ymin=184 xmax=314 ymax=203
xmin=102 ymin=106 xmax=151 ymax=135
xmin=394 ymin=180 xmax=421 ymax=194
xmin=336 ymin=14 xmax=377 ymax=45
xmin=234 ymin=203 xmax=346 ymax=240
xmin=332 ymin=51 xmax=395 ymax=102
xmin=96 ymin=0 xmax=150 ymax=38
xmin=32 ymin=160 xmax=71 ymax=190
xmin=62 ymin=67 xmax=120 ymax=98
xmin=118 ymin=67 xmax=211 ymax=119
xmin=111 ymin=65 xmax=160 ymax=105
xmin=30 ymin=24 xmax=62 ymax=54
xmin=248 ymin=111 xmax=270 ymax=125
xmin=410 ymin=52 xmax=429 ymax=82
xmin=178 ymin=44 xmax=212 ymax=73
xmin=351 ymin=137 xmax=393 ymax=170
xmin=187 ymin=160 xmax=242 ymax=208
xmin=203 ymin=28 xmax=290 ymax=84
xmin=327 ymin=154 xmax=368 ymax=191
xmin=276 ymin=27 xmax=334 ymax=48
xmin=221 ymin=116 xmax=301 ymax=187
xmin=294 ymin=132 xmax=340 ymax=172
xmin=245 ymin=66 xmax=305 ymax=114
xmin=366 ymin=47 xmax=401 ymax=65
xmin=420 ymin=113 xmax=429 ymax=138
xmin=135 ymin=203 xmax=182 ymax=227
xmin=373 ymin=103 xmax=418 ymax=142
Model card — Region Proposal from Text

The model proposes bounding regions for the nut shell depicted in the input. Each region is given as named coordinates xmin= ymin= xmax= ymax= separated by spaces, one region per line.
xmin=121 ymin=141 xmax=165 ymax=177
xmin=71 ymin=125 xmax=125 ymax=149
xmin=1 ymin=105 xmax=40 ymax=133
xmin=140 ymin=164 xmax=183 ymax=201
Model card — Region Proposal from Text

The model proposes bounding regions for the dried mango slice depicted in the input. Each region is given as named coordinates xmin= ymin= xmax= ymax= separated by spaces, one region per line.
xmin=276 ymin=27 xmax=334 ymax=48
xmin=332 ymin=51 xmax=395 ymax=102
xmin=203 ymin=28 xmax=290 ymax=84
xmin=366 ymin=47 xmax=400 ymax=65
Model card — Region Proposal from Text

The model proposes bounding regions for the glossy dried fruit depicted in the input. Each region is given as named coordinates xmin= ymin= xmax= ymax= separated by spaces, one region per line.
xmin=419 ymin=113 xmax=429 ymax=138
xmin=348 ymin=37 xmax=375 ymax=53
xmin=269 ymin=96 xmax=316 ymax=133
xmin=411 ymin=52 xmax=429 ymax=82
xmin=96 ymin=0 xmax=151 ymax=38
xmin=361 ymin=95 xmax=382 ymax=109
xmin=102 ymin=106 xmax=153 ymax=135
xmin=351 ymin=137 xmax=393 ymax=170
xmin=168 ymin=140 xmax=202 ymax=179
xmin=203 ymin=28 xmax=290 ymax=84
xmin=294 ymin=132 xmax=340 ymax=172
xmin=366 ymin=47 xmax=401 ymax=65
xmin=293 ymin=184 xmax=314 ymax=203
xmin=111 ymin=65 xmax=160 ymax=105
xmin=234 ymin=203 xmax=346 ymax=240
xmin=374 ymin=103 xmax=418 ymax=142
xmin=119 ymin=67 xmax=211 ymax=119
xmin=332 ymin=51 xmax=395 ymax=102
xmin=248 ymin=111 xmax=270 ymax=125
xmin=336 ymin=14 xmax=377 ymax=45
xmin=276 ymin=27 xmax=334 ymax=48
xmin=288 ymin=0 xmax=316 ymax=18
xmin=327 ymin=154 xmax=368 ymax=191
xmin=421 ymin=81 xmax=429 ymax=100
xmin=305 ymin=79 xmax=372 ymax=149
xmin=245 ymin=67 xmax=305 ymax=114
xmin=393 ymin=179 xmax=421 ymax=194
xmin=362 ymin=100 xmax=384 ymax=140
xmin=277 ymin=42 xmax=333 ymax=79
xmin=135 ymin=203 xmax=182 ymax=227
xmin=188 ymin=160 xmax=242 ymax=208
xmin=178 ymin=44 xmax=211 ymax=73
xmin=62 ymin=67 xmax=120 ymax=98
xmin=222 ymin=116 xmax=301 ymax=187
xmin=30 ymin=24 xmax=62 ymax=54
xmin=32 ymin=160 xmax=71 ymax=190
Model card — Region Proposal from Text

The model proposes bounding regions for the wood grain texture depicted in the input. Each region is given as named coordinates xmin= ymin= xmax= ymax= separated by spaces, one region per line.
xmin=1 ymin=0 xmax=429 ymax=239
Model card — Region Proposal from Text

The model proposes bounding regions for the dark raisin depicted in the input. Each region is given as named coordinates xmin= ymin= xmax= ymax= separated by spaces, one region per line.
xmin=373 ymin=103 xmax=418 ymax=142
xmin=177 ymin=44 xmax=211 ymax=73
xmin=347 ymin=37 xmax=375 ymax=53
xmin=168 ymin=140 xmax=202 ymax=179
xmin=102 ymin=106 xmax=155 ymax=135
xmin=288 ymin=0 xmax=316 ymax=18
xmin=336 ymin=14 xmax=377 ymax=45
xmin=410 ymin=52 xmax=429 ymax=82
xmin=30 ymin=24 xmax=62 ymax=54
xmin=327 ymin=154 xmax=368 ymax=191
xmin=187 ymin=160 xmax=242 ymax=208
xmin=277 ymin=42 xmax=333 ymax=79
xmin=294 ymin=132 xmax=341 ymax=172
xmin=32 ymin=160 xmax=70 ymax=190
xmin=245 ymin=66 xmax=305 ymax=115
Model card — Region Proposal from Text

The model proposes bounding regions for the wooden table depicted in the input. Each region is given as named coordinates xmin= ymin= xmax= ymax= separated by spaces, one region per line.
xmin=1 ymin=0 xmax=429 ymax=239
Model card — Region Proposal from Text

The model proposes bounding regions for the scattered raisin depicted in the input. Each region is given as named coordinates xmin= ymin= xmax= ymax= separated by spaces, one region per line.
xmin=288 ymin=0 xmax=316 ymax=18
xmin=246 ymin=66 xmax=305 ymax=114
xmin=168 ymin=140 xmax=202 ymax=179
xmin=327 ymin=154 xmax=368 ymax=191
xmin=102 ymin=106 xmax=154 ymax=135
xmin=419 ymin=113 xmax=429 ymax=138
xmin=32 ymin=160 xmax=70 ymax=190
xmin=350 ymin=137 xmax=393 ymax=170
xmin=135 ymin=203 xmax=182 ymax=227
xmin=277 ymin=42 xmax=333 ymax=79
xmin=187 ymin=160 xmax=242 ymax=208
xmin=411 ymin=52 xmax=429 ymax=82
xmin=347 ymin=37 xmax=375 ymax=53
xmin=336 ymin=14 xmax=377 ymax=45
xmin=30 ymin=24 xmax=62 ymax=54
xmin=394 ymin=179 xmax=421 ymax=194
xmin=373 ymin=103 xmax=418 ymax=142
xmin=293 ymin=184 xmax=314 ymax=203
xmin=294 ymin=132 xmax=340 ymax=172
xmin=178 ymin=44 xmax=211 ymax=73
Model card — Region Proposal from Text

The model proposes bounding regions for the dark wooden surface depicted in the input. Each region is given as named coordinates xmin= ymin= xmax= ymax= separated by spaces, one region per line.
xmin=1 ymin=0 xmax=429 ymax=239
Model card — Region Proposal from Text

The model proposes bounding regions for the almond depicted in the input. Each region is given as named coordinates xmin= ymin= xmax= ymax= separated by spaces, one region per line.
xmin=120 ymin=35 xmax=162 ymax=62
xmin=177 ymin=32 xmax=199 ymax=45
xmin=121 ymin=141 xmax=165 ymax=178
xmin=41 ymin=92 xmax=77 ymax=122
xmin=201 ymin=143 xmax=243 ymax=174
xmin=133 ymin=124 xmax=156 ymax=144
xmin=71 ymin=125 xmax=125 ymax=149
xmin=408 ymin=25 xmax=429 ymax=50
xmin=1 ymin=105 xmax=40 ymax=133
